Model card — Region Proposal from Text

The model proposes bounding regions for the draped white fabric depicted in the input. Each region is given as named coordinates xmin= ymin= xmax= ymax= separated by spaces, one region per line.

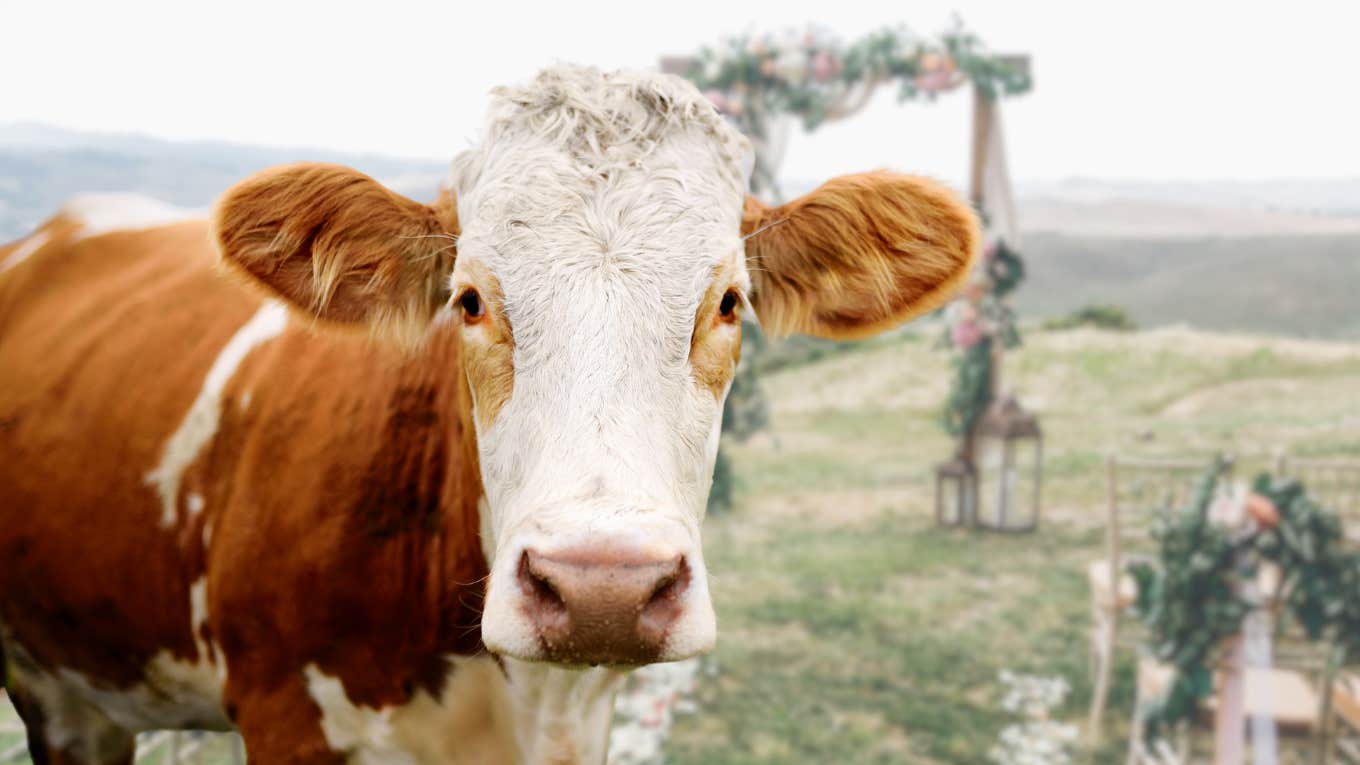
xmin=981 ymin=102 xmax=1021 ymax=247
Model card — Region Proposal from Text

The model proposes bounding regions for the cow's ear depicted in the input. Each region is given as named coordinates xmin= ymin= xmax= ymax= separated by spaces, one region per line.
xmin=741 ymin=172 xmax=978 ymax=340
xmin=213 ymin=163 xmax=459 ymax=346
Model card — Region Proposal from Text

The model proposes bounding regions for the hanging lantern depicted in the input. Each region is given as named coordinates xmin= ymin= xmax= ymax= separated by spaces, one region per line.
xmin=971 ymin=394 xmax=1043 ymax=532
xmin=934 ymin=457 xmax=975 ymax=528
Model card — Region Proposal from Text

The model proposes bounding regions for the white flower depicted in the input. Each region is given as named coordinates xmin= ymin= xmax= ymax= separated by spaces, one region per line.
xmin=702 ymin=54 xmax=723 ymax=82
xmin=990 ymin=671 xmax=1077 ymax=765
xmin=608 ymin=659 xmax=707 ymax=765
xmin=774 ymin=48 xmax=807 ymax=84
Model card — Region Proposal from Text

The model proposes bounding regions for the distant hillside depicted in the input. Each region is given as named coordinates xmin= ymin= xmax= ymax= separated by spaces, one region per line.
xmin=5 ymin=122 xmax=1359 ymax=339
xmin=1018 ymin=197 xmax=1360 ymax=238
xmin=1017 ymin=233 xmax=1360 ymax=340
xmin=0 ymin=122 xmax=447 ymax=241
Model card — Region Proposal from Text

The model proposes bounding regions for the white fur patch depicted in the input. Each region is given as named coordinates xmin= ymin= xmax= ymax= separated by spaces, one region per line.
xmin=56 ymin=651 xmax=228 ymax=733
xmin=147 ymin=301 xmax=287 ymax=527
xmin=0 ymin=229 xmax=50 ymax=274
xmin=189 ymin=579 xmax=210 ymax=651
xmin=304 ymin=659 xmax=519 ymax=765
xmin=63 ymin=193 xmax=202 ymax=240
xmin=5 ymin=637 xmax=228 ymax=746
xmin=459 ymin=67 xmax=742 ymax=663
xmin=500 ymin=658 xmax=622 ymax=765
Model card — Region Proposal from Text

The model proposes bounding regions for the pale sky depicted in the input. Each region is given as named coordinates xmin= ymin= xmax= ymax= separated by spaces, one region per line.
xmin=3 ymin=0 xmax=1357 ymax=185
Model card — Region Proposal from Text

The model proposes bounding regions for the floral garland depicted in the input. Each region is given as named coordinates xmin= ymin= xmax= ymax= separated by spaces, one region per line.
xmin=686 ymin=22 xmax=1032 ymax=133
xmin=1127 ymin=462 xmax=1360 ymax=744
xmin=939 ymin=239 xmax=1025 ymax=437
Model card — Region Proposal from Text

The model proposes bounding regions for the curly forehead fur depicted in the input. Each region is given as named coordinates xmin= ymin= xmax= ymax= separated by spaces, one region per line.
xmin=463 ymin=65 xmax=751 ymax=183
xmin=447 ymin=66 xmax=752 ymax=526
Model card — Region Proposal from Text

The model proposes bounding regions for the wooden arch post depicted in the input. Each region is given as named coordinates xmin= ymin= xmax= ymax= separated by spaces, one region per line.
xmin=961 ymin=55 xmax=1030 ymax=471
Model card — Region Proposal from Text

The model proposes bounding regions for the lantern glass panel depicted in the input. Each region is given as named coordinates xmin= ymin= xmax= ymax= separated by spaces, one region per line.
xmin=1008 ymin=437 xmax=1042 ymax=531
xmin=973 ymin=435 xmax=1009 ymax=528
xmin=935 ymin=462 xmax=974 ymax=527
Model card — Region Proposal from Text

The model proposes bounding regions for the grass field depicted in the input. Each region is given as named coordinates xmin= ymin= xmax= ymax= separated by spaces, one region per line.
xmin=4 ymin=325 xmax=1358 ymax=764
xmin=666 ymin=324 xmax=1360 ymax=764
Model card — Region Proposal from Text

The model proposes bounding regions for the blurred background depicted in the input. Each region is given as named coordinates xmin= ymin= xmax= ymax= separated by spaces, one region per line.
xmin=2 ymin=1 xmax=1358 ymax=763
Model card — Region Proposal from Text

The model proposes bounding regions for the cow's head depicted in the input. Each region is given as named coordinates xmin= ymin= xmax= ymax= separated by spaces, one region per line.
xmin=214 ymin=66 xmax=976 ymax=668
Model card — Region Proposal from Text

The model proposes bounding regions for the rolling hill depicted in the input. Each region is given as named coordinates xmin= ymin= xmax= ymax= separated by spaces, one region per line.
xmin=5 ymin=122 xmax=1359 ymax=339
xmin=0 ymin=122 xmax=447 ymax=242
xmin=1015 ymin=232 xmax=1360 ymax=340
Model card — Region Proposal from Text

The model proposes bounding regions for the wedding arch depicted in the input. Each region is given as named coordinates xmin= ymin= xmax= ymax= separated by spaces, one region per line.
xmin=662 ymin=22 xmax=1034 ymax=518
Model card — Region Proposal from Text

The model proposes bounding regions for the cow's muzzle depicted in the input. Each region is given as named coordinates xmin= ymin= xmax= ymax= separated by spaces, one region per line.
xmin=516 ymin=545 xmax=690 ymax=666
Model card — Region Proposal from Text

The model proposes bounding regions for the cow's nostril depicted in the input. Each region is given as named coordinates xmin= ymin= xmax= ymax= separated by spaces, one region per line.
xmin=639 ymin=557 xmax=690 ymax=639
xmin=518 ymin=551 xmax=569 ymax=629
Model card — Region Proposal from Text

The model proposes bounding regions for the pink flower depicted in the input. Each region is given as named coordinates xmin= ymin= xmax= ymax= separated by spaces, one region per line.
xmin=983 ymin=241 xmax=999 ymax=261
xmin=811 ymin=51 xmax=838 ymax=83
xmin=916 ymin=68 xmax=955 ymax=94
xmin=952 ymin=319 xmax=985 ymax=348
xmin=703 ymin=90 xmax=730 ymax=113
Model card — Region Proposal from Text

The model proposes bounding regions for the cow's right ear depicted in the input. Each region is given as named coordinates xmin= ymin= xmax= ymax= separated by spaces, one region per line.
xmin=212 ymin=162 xmax=459 ymax=346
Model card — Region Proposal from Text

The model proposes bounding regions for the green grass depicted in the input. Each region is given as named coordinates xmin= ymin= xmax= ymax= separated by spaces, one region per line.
xmin=670 ymin=325 xmax=1360 ymax=764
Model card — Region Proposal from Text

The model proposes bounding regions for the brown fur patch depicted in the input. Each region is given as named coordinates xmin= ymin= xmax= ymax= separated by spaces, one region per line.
xmin=453 ymin=258 xmax=515 ymax=430
xmin=689 ymin=257 xmax=743 ymax=399
xmin=741 ymin=172 xmax=978 ymax=340
xmin=0 ymin=216 xmax=489 ymax=761
xmin=213 ymin=163 xmax=461 ymax=348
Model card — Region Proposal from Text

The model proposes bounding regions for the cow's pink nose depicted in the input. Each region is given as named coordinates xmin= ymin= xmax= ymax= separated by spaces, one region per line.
xmin=517 ymin=547 xmax=691 ymax=666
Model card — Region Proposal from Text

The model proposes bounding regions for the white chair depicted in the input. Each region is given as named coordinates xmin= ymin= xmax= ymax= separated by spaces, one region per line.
xmin=1326 ymin=671 xmax=1360 ymax=762
xmin=1088 ymin=454 xmax=1233 ymax=741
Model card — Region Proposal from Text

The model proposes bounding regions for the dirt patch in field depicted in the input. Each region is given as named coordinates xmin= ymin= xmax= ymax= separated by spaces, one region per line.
xmin=1160 ymin=377 xmax=1305 ymax=417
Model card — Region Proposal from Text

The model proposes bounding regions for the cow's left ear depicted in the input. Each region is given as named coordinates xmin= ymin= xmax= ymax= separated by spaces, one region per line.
xmin=213 ymin=162 xmax=460 ymax=346
xmin=741 ymin=172 xmax=978 ymax=340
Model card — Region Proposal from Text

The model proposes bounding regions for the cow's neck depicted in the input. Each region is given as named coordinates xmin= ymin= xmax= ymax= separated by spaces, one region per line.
xmin=501 ymin=657 xmax=624 ymax=765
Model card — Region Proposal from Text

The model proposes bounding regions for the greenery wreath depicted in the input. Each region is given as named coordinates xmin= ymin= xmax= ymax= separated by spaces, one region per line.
xmin=939 ymin=239 xmax=1025 ymax=437
xmin=1128 ymin=460 xmax=1360 ymax=743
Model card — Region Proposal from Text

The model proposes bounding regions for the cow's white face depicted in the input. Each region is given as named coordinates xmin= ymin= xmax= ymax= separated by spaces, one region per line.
xmin=214 ymin=64 xmax=979 ymax=671
xmin=449 ymin=69 xmax=753 ymax=663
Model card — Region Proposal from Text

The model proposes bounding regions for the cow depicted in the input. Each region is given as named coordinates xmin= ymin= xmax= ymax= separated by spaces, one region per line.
xmin=0 ymin=66 xmax=977 ymax=764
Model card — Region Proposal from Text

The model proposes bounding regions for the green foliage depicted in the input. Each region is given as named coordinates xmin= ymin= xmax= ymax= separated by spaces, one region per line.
xmin=1129 ymin=463 xmax=1360 ymax=744
xmin=988 ymin=240 xmax=1026 ymax=298
xmin=1252 ymin=475 xmax=1360 ymax=659
xmin=686 ymin=21 xmax=1030 ymax=133
xmin=707 ymin=449 xmax=736 ymax=516
xmin=941 ymin=337 xmax=993 ymax=437
xmin=938 ymin=239 xmax=1027 ymax=439
xmin=1126 ymin=460 xmax=1247 ymax=741
xmin=1041 ymin=304 xmax=1138 ymax=332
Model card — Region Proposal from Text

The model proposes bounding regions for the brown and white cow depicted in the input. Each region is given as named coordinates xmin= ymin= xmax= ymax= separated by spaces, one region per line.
xmin=0 ymin=66 xmax=977 ymax=764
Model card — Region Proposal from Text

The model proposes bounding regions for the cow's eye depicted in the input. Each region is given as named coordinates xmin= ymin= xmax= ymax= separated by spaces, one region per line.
xmin=719 ymin=289 xmax=739 ymax=320
xmin=458 ymin=289 xmax=483 ymax=320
